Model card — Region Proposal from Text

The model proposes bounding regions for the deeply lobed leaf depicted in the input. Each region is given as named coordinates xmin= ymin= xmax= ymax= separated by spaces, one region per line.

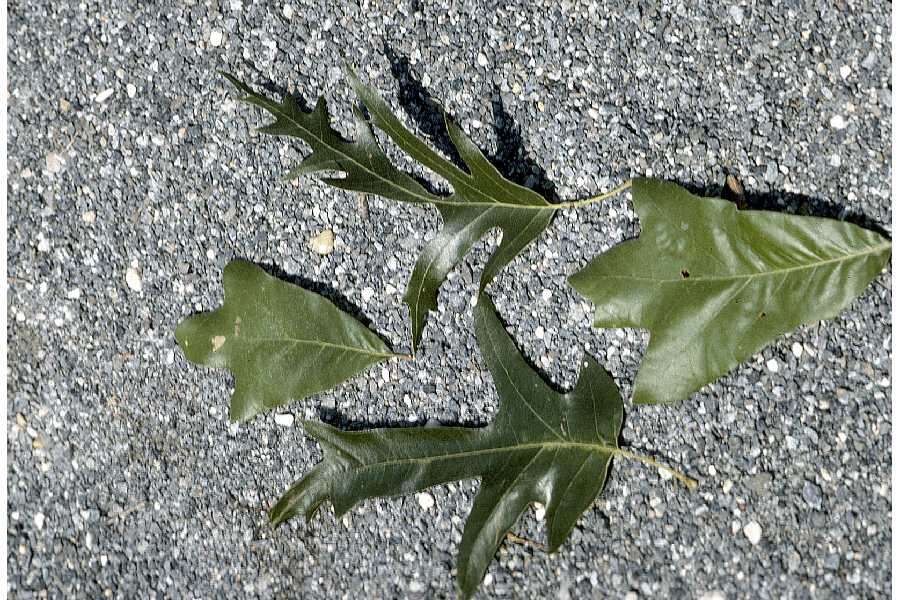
xmin=224 ymin=72 xmax=556 ymax=351
xmin=569 ymin=178 xmax=891 ymax=405
xmin=175 ymin=260 xmax=399 ymax=421
xmin=270 ymin=294 xmax=624 ymax=598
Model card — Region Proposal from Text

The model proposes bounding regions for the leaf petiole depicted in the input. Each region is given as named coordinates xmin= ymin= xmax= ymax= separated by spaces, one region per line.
xmin=613 ymin=448 xmax=698 ymax=490
xmin=556 ymin=179 xmax=633 ymax=210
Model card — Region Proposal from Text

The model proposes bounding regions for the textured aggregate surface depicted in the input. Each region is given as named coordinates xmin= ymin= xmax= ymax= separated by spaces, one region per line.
xmin=7 ymin=1 xmax=892 ymax=598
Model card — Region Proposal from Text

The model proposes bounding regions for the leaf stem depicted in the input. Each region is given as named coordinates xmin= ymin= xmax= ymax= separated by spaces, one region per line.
xmin=505 ymin=532 xmax=547 ymax=551
xmin=392 ymin=353 xmax=415 ymax=362
xmin=614 ymin=448 xmax=698 ymax=490
xmin=556 ymin=179 xmax=633 ymax=210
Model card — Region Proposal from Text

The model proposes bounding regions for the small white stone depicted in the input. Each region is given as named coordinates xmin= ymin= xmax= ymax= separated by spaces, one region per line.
xmin=540 ymin=288 xmax=552 ymax=302
xmin=34 ymin=513 xmax=45 ymax=530
xmin=533 ymin=502 xmax=546 ymax=521
xmin=209 ymin=30 xmax=224 ymax=47
xmin=658 ymin=467 xmax=673 ymax=481
xmin=66 ymin=288 xmax=82 ymax=300
xmin=766 ymin=358 xmax=779 ymax=373
xmin=308 ymin=229 xmax=334 ymax=255
xmin=409 ymin=580 xmax=425 ymax=593
xmin=82 ymin=210 xmax=96 ymax=223
xmin=416 ymin=491 xmax=435 ymax=510
xmin=728 ymin=6 xmax=744 ymax=24
xmin=37 ymin=236 xmax=51 ymax=253
xmin=535 ymin=326 xmax=545 ymax=339
xmin=700 ymin=592 xmax=726 ymax=600
xmin=126 ymin=267 xmax=143 ymax=292
xmin=482 ymin=573 xmax=493 ymax=586
xmin=743 ymin=521 xmax=762 ymax=545
xmin=477 ymin=52 xmax=488 ymax=66
xmin=95 ymin=88 xmax=114 ymax=103
xmin=829 ymin=114 xmax=848 ymax=129
xmin=283 ymin=4 xmax=294 ymax=18
xmin=274 ymin=413 xmax=294 ymax=427
xmin=361 ymin=287 xmax=376 ymax=303
xmin=46 ymin=152 xmax=64 ymax=174
xmin=839 ymin=65 xmax=852 ymax=79
xmin=126 ymin=83 xmax=137 ymax=98
xmin=791 ymin=342 xmax=803 ymax=359
xmin=723 ymin=480 xmax=733 ymax=494
xmin=829 ymin=154 xmax=841 ymax=167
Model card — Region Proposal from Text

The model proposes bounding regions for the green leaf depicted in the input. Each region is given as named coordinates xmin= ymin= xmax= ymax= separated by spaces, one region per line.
xmin=175 ymin=260 xmax=400 ymax=422
xmin=569 ymin=178 xmax=891 ymax=405
xmin=222 ymin=72 xmax=559 ymax=351
xmin=269 ymin=293 xmax=693 ymax=598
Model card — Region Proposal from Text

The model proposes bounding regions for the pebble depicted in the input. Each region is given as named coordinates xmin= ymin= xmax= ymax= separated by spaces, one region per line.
xmin=126 ymin=83 xmax=137 ymax=98
xmin=82 ymin=210 xmax=96 ymax=223
xmin=802 ymin=480 xmax=823 ymax=509
xmin=308 ymin=229 xmax=335 ymax=255
xmin=416 ymin=492 xmax=435 ymax=510
xmin=125 ymin=267 xmax=143 ymax=292
xmin=477 ymin=52 xmax=488 ymax=67
xmin=534 ymin=502 xmax=546 ymax=521
xmin=743 ymin=521 xmax=762 ymax=545
xmin=728 ymin=6 xmax=744 ymax=24
xmin=765 ymin=358 xmax=779 ymax=373
xmin=209 ymin=30 xmax=223 ymax=47
xmin=34 ymin=513 xmax=45 ymax=530
xmin=829 ymin=114 xmax=848 ymax=129
xmin=45 ymin=152 xmax=64 ymax=175
xmin=791 ymin=342 xmax=803 ymax=359
xmin=839 ymin=65 xmax=852 ymax=79
xmin=700 ymin=592 xmax=726 ymax=600
xmin=95 ymin=88 xmax=114 ymax=103
xmin=274 ymin=413 xmax=294 ymax=427
xmin=283 ymin=4 xmax=294 ymax=19
xmin=66 ymin=288 xmax=82 ymax=300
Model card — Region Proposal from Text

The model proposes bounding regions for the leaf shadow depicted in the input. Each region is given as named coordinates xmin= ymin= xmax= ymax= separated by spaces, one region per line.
xmin=235 ymin=59 xmax=317 ymax=113
xmin=382 ymin=43 xmax=559 ymax=203
xmin=249 ymin=260 xmax=397 ymax=351
xmin=316 ymin=409 xmax=488 ymax=432
xmin=677 ymin=175 xmax=891 ymax=239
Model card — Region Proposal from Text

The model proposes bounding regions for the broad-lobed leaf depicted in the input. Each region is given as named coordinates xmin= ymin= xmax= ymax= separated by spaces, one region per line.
xmin=175 ymin=260 xmax=400 ymax=421
xmin=223 ymin=72 xmax=557 ymax=351
xmin=271 ymin=294 xmax=645 ymax=598
xmin=569 ymin=178 xmax=891 ymax=405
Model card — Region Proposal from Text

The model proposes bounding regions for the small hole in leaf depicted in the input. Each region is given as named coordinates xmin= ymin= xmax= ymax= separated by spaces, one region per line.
xmin=759 ymin=312 xmax=767 ymax=318
xmin=681 ymin=269 xmax=690 ymax=278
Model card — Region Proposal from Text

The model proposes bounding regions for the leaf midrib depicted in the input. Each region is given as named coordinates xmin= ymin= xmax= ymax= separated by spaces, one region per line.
xmin=234 ymin=335 xmax=396 ymax=359
xmin=344 ymin=439 xmax=619 ymax=473
xmin=593 ymin=241 xmax=891 ymax=285
xmin=250 ymin=95 xmax=556 ymax=212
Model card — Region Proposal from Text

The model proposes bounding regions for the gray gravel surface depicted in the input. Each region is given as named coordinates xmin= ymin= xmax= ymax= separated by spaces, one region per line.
xmin=7 ymin=1 xmax=892 ymax=598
